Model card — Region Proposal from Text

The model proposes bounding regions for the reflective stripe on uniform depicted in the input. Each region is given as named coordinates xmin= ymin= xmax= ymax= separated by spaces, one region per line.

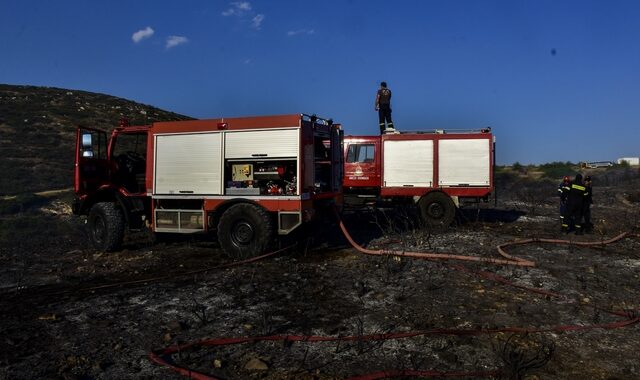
xmin=571 ymin=184 xmax=586 ymax=191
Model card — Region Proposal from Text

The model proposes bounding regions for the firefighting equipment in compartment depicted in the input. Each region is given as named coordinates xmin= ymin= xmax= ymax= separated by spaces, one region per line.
xmin=232 ymin=164 xmax=253 ymax=181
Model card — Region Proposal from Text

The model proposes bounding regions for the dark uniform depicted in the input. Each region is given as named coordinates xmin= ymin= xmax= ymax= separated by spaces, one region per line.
xmin=375 ymin=82 xmax=394 ymax=133
xmin=558 ymin=176 xmax=571 ymax=231
xmin=582 ymin=176 xmax=593 ymax=233
xmin=563 ymin=174 xmax=588 ymax=235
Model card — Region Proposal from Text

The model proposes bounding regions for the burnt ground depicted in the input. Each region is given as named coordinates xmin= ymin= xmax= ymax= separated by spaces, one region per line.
xmin=1 ymin=176 xmax=639 ymax=379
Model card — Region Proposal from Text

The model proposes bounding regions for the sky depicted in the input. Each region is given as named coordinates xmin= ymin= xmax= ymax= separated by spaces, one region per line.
xmin=1 ymin=0 xmax=639 ymax=164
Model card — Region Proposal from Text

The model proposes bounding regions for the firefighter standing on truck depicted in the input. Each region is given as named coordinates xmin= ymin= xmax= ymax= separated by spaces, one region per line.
xmin=563 ymin=173 xmax=588 ymax=234
xmin=375 ymin=81 xmax=394 ymax=133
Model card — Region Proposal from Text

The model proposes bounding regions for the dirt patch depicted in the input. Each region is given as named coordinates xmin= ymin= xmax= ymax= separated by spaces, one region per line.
xmin=1 ymin=179 xmax=639 ymax=379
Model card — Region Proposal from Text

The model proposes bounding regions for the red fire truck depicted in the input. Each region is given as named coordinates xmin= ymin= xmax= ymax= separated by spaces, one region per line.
xmin=73 ymin=114 xmax=343 ymax=258
xmin=343 ymin=128 xmax=495 ymax=226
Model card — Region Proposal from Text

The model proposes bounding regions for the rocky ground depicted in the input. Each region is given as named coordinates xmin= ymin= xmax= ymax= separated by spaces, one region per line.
xmin=1 ymin=173 xmax=639 ymax=379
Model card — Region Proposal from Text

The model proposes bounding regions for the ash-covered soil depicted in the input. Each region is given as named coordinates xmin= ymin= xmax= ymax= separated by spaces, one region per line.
xmin=1 ymin=176 xmax=639 ymax=379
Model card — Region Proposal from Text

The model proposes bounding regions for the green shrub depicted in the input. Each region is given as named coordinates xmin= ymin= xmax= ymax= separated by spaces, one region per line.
xmin=539 ymin=161 xmax=577 ymax=179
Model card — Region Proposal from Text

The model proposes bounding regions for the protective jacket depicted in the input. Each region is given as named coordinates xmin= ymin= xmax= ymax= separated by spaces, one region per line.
xmin=584 ymin=183 xmax=593 ymax=205
xmin=558 ymin=181 xmax=570 ymax=203
xmin=566 ymin=181 xmax=587 ymax=208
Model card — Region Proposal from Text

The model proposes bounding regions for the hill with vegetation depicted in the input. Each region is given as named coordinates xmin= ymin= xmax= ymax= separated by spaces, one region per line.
xmin=0 ymin=84 xmax=193 ymax=195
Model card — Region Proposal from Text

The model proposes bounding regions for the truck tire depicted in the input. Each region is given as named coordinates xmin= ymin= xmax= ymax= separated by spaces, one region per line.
xmin=418 ymin=192 xmax=456 ymax=227
xmin=217 ymin=203 xmax=273 ymax=260
xmin=88 ymin=202 xmax=125 ymax=252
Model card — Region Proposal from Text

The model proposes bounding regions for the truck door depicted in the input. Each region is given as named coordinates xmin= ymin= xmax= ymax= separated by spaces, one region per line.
xmin=75 ymin=127 xmax=108 ymax=195
xmin=331 ymin=127 xmax=344 ymax=192
xmin=343 ymin=140 xmax=380 ymax=188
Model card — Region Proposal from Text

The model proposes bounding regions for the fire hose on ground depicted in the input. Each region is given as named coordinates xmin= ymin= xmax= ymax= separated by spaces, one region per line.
xmin=148 ymin=210 xmax=639 ymax=379
xmin=149 ymin=314 xmax=639 ymax=380
xmin=335 ymin=206 xmax=632 ymax=268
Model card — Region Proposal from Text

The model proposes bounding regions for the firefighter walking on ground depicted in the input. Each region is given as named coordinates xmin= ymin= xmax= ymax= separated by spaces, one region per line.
xmin=562 ymin=173 xmax=588 ymax=235
xmin=557 ymin=175 xmax=571 ymax=230
xmin=375 ymin=81 xmax=394 ymax=133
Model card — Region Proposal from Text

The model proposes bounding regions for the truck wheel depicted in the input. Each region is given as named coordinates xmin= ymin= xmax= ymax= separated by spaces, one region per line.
xmin=88 ymin=202 xmax=125 ymax=252
xmin=217 ymin=203 xmax=273 ymax=260
xmin=418 ymin=192 xmax=456 ymax=227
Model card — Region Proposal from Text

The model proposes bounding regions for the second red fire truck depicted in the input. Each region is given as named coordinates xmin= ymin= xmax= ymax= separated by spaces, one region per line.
xmin=343 ymin=128 xmax=495 ymax=226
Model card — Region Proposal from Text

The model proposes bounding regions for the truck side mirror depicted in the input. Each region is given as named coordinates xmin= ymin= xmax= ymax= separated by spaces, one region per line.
xmin=82 ymin=133 xmax=93 ymax=149
xmin=81 ymin=133 xmax=94 ymax=157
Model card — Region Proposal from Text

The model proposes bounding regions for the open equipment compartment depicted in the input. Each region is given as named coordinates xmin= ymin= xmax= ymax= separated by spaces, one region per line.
xmin=225 ymin=159 xmax=297 ymax=196
xmin=223 ymin=127 xmax=300 ymax=196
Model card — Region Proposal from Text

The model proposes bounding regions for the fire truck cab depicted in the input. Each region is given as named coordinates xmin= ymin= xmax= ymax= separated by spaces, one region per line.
xmin=343 ymin=129 xmax=494 ymax=226
xmin=73 ymin=114 xmax=343 ymax=258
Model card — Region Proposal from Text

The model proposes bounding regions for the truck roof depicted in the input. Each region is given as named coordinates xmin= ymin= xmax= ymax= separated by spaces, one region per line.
xmin=151 ymin=114 xmax=306 ymax=134
xmin=345 ymin=128 xmax=492 ymax=141
xmin=346 ymin=127 xmax=491 ymax=136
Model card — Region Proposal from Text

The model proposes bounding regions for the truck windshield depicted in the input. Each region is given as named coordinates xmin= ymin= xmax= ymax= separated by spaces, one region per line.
xmin=346 ymin=144 xmax=375 ymax=163
xmin=112 ymin=132 xmax=147 ymax=193
xmin=113 ymin=133 xmax=146 ymax=157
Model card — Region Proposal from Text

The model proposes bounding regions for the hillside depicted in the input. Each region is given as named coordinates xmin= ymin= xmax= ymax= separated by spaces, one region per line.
xmin=0 ymin=84 xmax=193 ymax=195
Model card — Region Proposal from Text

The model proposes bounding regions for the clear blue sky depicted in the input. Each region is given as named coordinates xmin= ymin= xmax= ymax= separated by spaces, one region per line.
xmin=1 ymin=0 xmax=639 ymax=164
